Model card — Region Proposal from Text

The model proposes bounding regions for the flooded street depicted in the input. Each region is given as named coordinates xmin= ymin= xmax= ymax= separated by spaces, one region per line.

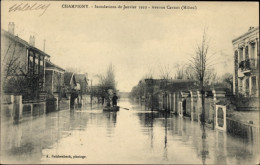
xmin=1 ymin=99 xmax=259 ymax=164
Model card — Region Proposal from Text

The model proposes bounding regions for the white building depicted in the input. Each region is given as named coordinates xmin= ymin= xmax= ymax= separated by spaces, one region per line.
xmin=232 ymin=26 xmax=259 ymax=97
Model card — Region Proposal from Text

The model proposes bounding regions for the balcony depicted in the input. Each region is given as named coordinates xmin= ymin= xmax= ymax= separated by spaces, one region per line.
xmin=238 ymin=59 xmax=258 ymax=74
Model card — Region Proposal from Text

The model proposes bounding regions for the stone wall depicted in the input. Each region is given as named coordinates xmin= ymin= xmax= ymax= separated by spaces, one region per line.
xmin=186 ymin=97 xmax=192 ymax=117
xmin=1 ymin=94 xmax=46 ymax=123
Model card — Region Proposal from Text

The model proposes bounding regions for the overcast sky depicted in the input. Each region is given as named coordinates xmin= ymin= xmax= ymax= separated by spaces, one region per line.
xmin=2 ymin=1 xmax=259 ymax=92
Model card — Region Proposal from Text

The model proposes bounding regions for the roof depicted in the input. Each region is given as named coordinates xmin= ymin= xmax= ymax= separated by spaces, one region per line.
xmin=167 ymin=81 xmax=196 ymax=92
xmin=144 ymin=78 xmax=195 ymax=85
xmin=1 ymin=29 xmax=50 ymax=57
xmin=232 ymin=26 xmax=259 ymax=43
xmin=144 ymin=78 xmax=196 ymax=92
xmin=45 ymin=60 xmax=65 ymax=72
xmin=64 ymin=72 xmax=76 ymax=86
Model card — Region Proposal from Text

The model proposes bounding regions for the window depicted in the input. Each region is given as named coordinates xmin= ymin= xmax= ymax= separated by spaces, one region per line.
xmin=251 ymin=76 xmax=257 ymax=97
xmin=34 ymin=54 xmax=40 ymax=75
xmin=245 ymin=46 xmax=249 ymax=60
xmin=29 ymin=52 xmax=34 ymax=74
xmin=245 ymin=78 xmax=249 ymax=96
xmin=217 ymin=107 xmax=224 ymax=127
xmin=238 ymin=79 xmax=242 ymax=93
xmin=239 ymin=48 xmax=243 ymax=62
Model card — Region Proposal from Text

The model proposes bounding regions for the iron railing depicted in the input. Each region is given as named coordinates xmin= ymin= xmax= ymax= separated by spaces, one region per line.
xmin=239 ymin=58 xmax=257 ymax=71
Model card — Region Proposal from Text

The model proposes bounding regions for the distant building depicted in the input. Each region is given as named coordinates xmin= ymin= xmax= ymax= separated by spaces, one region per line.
xmin=1 ymin=22 xmax=50 ymax=101
xmin=74 ymin=73 xmax=88 ymax=95
xmin=232 ymin=26 xmax=259 ymax=97
xmin=143 ymin=78 xmax=196 ymax=111
xmin=64 ymin=72 xmax=77 ymax=93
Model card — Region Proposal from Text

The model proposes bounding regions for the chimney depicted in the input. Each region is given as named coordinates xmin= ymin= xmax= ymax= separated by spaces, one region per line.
xmin=8 ymin=22 xmax=15 ymax=34
xmin=248 ymin=26 xmax=254 ymax=31
xmin=29 ymin=35 xmax=35 ymax=46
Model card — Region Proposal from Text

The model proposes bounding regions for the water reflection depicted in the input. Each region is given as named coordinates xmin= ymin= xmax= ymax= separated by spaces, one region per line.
xmin=1 ymin=99 xmax=259 ymax=164
xmin=104 ymin=111 xmax=117 ymax=137
xmin=163 ymin=112 xmax=168 ymax=161
xmin=135 ymin=104 xmax=259 ymax=164
xmin=200 ymin=124 xmax=209 ymax=165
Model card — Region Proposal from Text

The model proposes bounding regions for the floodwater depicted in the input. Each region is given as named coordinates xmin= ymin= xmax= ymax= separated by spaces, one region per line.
xmin=1 ymin=98 xmax=259 ymax=164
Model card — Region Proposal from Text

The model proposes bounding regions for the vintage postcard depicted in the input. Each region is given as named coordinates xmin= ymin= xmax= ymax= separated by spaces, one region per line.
xmin=1 ymin=1 xmax=259 ymax=164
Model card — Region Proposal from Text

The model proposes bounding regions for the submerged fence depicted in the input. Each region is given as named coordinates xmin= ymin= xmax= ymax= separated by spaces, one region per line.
xmin=227 ymin=117 xmax=260 ymax=144
xmin=1 ymin=94 xmax=72 ymax=123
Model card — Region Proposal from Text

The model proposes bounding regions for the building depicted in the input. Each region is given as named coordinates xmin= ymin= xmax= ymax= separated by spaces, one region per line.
xmin=143 ymin=78 xmax=196 ymax=112
xmin=45 ymin=60 xmax=65 ymax=97
xmin=232 ymin=26 xmax=259 ymax=97
xmin=74 ymin=73 xmax=88 ymax=95
xmin=1 ymin=22 xmax=50 ymax=101
xmin=64 ymin=72 xmax=77 ymax=93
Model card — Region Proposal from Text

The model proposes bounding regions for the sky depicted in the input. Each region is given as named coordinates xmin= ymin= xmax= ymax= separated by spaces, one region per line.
xmin=2 ymin=1 xmax=259 ymax=92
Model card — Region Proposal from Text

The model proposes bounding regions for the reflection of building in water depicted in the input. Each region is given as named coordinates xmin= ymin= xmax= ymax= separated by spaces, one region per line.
xmin=136 ymin=111 xmax=157 ymax=149
xmin=178 ymin=116 xmax=183 ymax=136
xmin=163 ymin=113 xmax=168 ymax=161
xmin=3 ymin=124 xmax=22 ymax=149
xmin=103 ymin=112 xmax=117 ymax=137
xmin=214 ymin=131 xmax=227 ymax=164
xmin=69 ymin=110 xmax=89 ymax=131
xmin=1 ymin=113 xmax=48 ymax=163
xmin=150 ymin=113 xmax=154 ymax=149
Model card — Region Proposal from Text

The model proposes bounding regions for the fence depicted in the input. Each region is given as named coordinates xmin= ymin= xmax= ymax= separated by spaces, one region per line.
xmin=2 ymin=95 xmax=47 ymax=123
xmin=227 ymin=117 xmax=260 ymax=144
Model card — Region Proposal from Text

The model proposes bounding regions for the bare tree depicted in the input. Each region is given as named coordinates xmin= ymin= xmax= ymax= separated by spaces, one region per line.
xmin=157 ymin=63 xmax=173 ymax=111
xmin=204 ymin=68 xmax=217 ymax=88
xmin=215 ymin=73 xmax=233 ymax=92
xmin=2 ymin=41 xmax=28 ymax=93
xmin=189 ymin=29 xmax=210 ymax=123
xmin=158 ymin=63 xmax=173 ymax=80
xmin=105 ymin=63 xmax=116 ymax=90
xmin=143 ymin=67 xmax=154 ymax=80
xmin=94 ymin=63 xmax=117 ymax=99
xmin=183 ymin=64 xmax=196 ymax=80
xmin=173 ymin=63 xmax=186 ymax=79
xmin=222 ymin=73 xmax=233 ymax=89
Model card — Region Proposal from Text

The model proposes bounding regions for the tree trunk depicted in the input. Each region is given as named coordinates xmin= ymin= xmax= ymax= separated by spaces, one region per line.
xmin=200 ymin=80 xmax=206 ymax=123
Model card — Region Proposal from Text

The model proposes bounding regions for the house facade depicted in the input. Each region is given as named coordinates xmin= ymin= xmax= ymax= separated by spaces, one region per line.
xmin=142 ymin=78 xmax=196 ymax=112
xmin=232 ymin=26 xmax=259 ymax=97
xmin=45 ymin=60 xmax=65 ymax=97
xmin=64 ymin=72 xmax=77 ymax=93
xmin=1 ymin=23 xmax=50 ymax=102
xmin=74 ymin=73 xmax=88 ymax=95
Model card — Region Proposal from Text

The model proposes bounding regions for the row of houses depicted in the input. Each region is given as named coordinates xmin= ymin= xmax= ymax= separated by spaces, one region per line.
xmin=137 ymin=26 xmax=259 ymax=113
xmin=1 ymin=23 xmax=89 ymax=115
xmin=134 ymin=26 xmax=259 ymax=141
xmin=138 ymin=80 xmax=258 ymax=144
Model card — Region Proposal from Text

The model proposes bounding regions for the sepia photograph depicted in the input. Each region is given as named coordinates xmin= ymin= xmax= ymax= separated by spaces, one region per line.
xmin=1 ymin=1 xmax=259 ymax=164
